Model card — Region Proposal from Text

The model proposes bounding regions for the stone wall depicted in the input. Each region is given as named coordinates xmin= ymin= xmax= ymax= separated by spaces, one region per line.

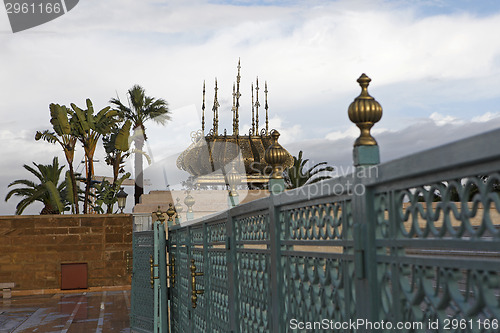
xmin=0 ymin=214 xmax=132 ymax=292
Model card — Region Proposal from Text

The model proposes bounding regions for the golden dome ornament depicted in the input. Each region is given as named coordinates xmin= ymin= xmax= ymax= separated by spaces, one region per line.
xmin=348 ymin=74 xmax=383 ymax=146
xmin=264 ymin=130 xmax=287 ymax=179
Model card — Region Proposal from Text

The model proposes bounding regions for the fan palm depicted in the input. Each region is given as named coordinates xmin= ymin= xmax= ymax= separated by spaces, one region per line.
xmin=285 ymin=150 xmax=334 ymax=189
xmin=110 ymin=85 xmax=170 ymax=204
xmin=5 ymin=157 xmax=67 ymax=215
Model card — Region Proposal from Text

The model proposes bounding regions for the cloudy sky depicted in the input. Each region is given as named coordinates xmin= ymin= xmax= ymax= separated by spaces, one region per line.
xmin=1 ymin=0 xmax=500 ymax=215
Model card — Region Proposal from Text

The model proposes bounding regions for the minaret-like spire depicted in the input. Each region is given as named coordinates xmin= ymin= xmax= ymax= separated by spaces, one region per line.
xmin=212 ymin=78 xmax=220 ymax=135
xmin=202 ymin=80 xmax=206 ymax=133
xmin=265 ymin=81 xmax=269 ymax=135
xmin=251 ymin=83 xmax=255 ymax=135
xmin=255 ymin=77 xmax=260 ymax=133
xmin=234 ymin=59 xmax=241 ymax=136
xmin=232 ymin=83 xmax=236 ymax=134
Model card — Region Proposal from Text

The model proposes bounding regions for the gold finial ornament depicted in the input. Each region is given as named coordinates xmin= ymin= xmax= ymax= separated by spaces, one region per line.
xmin=348 ymin=74 xmax=383 ymax=146
xmin=166 ymin=203 xmax=176 ymax=222
xmin=264 ymin=130 xmax=287 ymax=179
xmin=155 ymin=205 xmax=165 ymax=223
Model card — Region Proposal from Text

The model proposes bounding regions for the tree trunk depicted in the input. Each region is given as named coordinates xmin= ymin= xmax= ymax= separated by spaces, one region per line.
xmin=83 ymin=155 xmax=94 ymax=214
xmin=68 ymin=163 xmax=79 ymax=214
xmin=134 ymin=134 xmax=144 ymax=205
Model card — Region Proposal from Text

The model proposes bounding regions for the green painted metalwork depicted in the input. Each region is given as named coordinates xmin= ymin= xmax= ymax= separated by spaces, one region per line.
xmin=166 ymin=129 xmax=500 ymax=332
xmin=131 ymin=223 xmax=168 ymax=333
xmin=131 ymin=230 xmax=155 ymax=333
xmin=154 ymin=221 xmax=168 ymax=333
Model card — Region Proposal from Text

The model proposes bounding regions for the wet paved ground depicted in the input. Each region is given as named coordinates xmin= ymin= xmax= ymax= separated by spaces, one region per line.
xmin=0 ymin=290 xmax=130 ymax=333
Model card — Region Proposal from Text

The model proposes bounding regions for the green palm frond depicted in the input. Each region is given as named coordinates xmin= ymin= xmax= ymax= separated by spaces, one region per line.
xmin=285 ymin=150 xmax=335 ymax=189
xmin=5 ymin=157 xmax=67 ymax=214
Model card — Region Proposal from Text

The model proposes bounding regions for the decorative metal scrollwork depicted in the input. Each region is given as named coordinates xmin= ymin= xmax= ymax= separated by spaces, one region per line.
xmin=190 ymin=259 xmax=204 ymax=308
xmin=167 ymin=255 xmax=175 ymax=288
xmin=150 ymin=255 xmax=159 ymax=289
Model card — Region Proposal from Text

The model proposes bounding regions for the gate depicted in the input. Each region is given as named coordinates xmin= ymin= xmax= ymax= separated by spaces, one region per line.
xmin=131 ymin=221 xmax=168 ymax=333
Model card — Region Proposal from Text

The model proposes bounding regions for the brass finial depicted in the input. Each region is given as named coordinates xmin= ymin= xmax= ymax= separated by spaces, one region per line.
xmin=348 ymin=74 xmax=383 ymax=146
xmin=166 ymin=203 xmax=176 ymax=222
xmin=264 ymin=130 xmax=287 ymax=179
xmin=255 ymin=77 xmax=260 ymax=133
xmin=213 ymin=78 xmax=220 ymax=136
xmin=265 ymin=81 xmax=269 ymax=135
xmin=202 ymin=81 xmax=205 ymax=133
xmin=251 ymin=83 xmax=255 ymax=135
xmin=155 ymin=205 xmax=165 ymax=223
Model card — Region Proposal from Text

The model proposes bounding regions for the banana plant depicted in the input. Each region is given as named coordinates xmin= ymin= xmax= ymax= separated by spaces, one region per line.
xmin=35 ymin=103 xmax=79 ymax=213
xmin=69 ymin=99 xmax=118 ymax=213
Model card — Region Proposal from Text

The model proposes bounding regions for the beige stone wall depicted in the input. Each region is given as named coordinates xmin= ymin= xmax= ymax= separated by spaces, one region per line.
xmin=0 ymin=214 xmax=132 ymax=291
xmin=134 ymin=189 xmax=270 ymax=220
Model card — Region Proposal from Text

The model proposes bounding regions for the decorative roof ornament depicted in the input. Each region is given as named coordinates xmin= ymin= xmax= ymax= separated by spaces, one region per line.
xmin=176 ymin=60 xmax=293 ymax=187
xmin=255 ymin=77 xmax=260 ymax=134
xmin=212 ymin=78 xmax=220 ymax=136
xmin=265 ymin=81 xmax=269 ymax=135
xmin=264 ymin=130 xmax=287 ymax=179
xmin=348 ymin=74 xmax=383 ymax=146
xmin=251 ymin=82 xmax=255 ymax=135
xmin=201 ymin=81 xmax=205 ymax=133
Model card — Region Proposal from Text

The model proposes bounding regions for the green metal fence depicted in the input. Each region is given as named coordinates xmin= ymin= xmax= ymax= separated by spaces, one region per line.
xmin=168 ymin=128 xmax=500 ymax=332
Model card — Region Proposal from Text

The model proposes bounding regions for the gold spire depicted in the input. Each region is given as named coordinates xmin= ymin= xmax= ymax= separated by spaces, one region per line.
xmin=212 ymin=78 xmax=220 ymax=135
xmin=265 ymin=81 xmax=269 ymax=135
xmin=255 ymin=77 xmax=260 ymax=133
xmin=251 ymin=83 xmax=255 ymax=135
xmin=202 ymin=80 xmax=205 ymax=133
xmin=232 ymin=83 xmax=236 ymax=134
xmin=235 ymin=59 xmax=241 ymax=136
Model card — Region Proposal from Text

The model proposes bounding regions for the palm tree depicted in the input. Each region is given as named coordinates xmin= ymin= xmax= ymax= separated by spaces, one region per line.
xmin=5 ymin=157 xmax=67 ymax=215
xmin=110 ymin=85 xmax=170 ymax=204
xmin=69 ymin=99 xmax=118 ymax=213
xmin=35 ymin=103 xmax=79 ymax=213
xmin=285 ymin=150 xmax=334 ymax=189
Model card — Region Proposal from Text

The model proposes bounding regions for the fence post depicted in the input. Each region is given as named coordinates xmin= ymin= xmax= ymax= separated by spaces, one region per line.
xmin=227 ymin=210 xmax=239 ymax=333
xmin=349 ymin=74 xmax=383 ymax=331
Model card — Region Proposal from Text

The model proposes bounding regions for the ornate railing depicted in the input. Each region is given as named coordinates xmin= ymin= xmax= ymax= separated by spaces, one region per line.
xmin=167 ymin=74 xmax=500 ymax=332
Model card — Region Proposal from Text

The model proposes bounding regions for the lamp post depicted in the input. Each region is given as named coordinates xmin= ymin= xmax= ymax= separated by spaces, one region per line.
xmin=116 ymin=187 xmax=128 ymax=214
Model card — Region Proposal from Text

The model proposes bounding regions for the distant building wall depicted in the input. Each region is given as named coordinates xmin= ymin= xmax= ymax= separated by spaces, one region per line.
xmin=0 ymin=214 xmax=132 ymax=292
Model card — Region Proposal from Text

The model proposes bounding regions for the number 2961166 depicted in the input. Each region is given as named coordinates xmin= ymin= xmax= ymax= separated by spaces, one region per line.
xmin=5 ymin=2 xmax=61 ymax=14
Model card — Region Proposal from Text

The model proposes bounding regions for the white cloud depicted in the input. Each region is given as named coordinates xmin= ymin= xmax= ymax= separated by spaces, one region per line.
xmin=471 ymin=112 xmax=500 ymax=123
xmin=2 ymin=1 xmax=500 ymax=214
xmin=429 ymin=112 xmax=465 ymax=126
